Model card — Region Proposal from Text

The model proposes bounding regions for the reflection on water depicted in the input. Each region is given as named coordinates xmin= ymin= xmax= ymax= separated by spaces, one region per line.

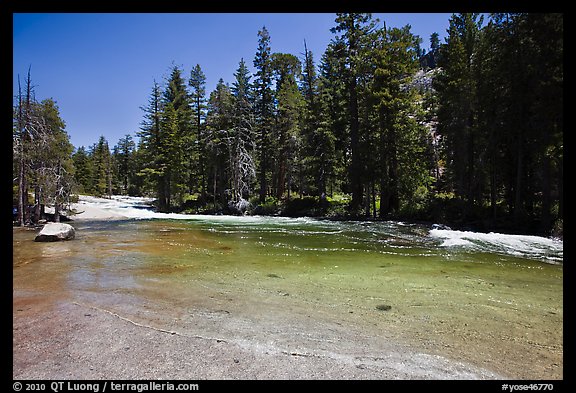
xmin=13 ymin=216 xmax=563 ymax=379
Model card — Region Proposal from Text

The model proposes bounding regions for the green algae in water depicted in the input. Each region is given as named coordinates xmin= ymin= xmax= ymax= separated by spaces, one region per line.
xmin=13 ymin=217 xmax=563 ymax=378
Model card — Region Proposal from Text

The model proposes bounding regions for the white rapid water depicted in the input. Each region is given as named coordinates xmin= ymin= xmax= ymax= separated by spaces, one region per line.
xmin=71 ymin=195 xmax=320 ymax=225
xmin=70 ymin=195 xmax=563 ymax=263
xmin=73 ymin=195 xmax=190 ymax=220
xmin=429 ymin=228 xmax=563 ymax=263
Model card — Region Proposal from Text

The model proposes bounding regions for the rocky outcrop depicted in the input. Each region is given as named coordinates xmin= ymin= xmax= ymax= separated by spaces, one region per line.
xmin=34 ymin=223 xmax=75 ymax=242
xmin=405 ymin=67 xmax=442 ymax=93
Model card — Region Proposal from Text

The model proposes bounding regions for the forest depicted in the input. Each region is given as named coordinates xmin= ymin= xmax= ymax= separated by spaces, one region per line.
xmin=13 ymin=13 xmax=563 ymax=237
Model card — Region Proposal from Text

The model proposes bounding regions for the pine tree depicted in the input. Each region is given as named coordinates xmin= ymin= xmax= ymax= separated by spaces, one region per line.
xmin=163 ymin=65 xmax=193 ymax=207
xmin=72 ymin=146 xmax=94 ymax=194
xmin=432 ymin=13 xmax=562 ymax=233
xmin=525 ymin=13 xmax=562 ymax=233
xmin=271 ymin=52 xmax=304 ymax=199
xmin=420 ymin=32 xmax=440 ymax=69
xmin=429 ymin=32 xmax=440 ymax=68
xmin=477 ymin=13 xmax=563 ymax=232
xmin=137 ymin=66 xmax=193 ymax=211
xmin=318 ymin=42 xmax=348 ymax=198
xmin=205 ymin=78 xmax=234 ymax=207
xmin=330 ymin=13 xmax=377 ymax=212
xmin=91 ymin=136 xmax=114 ymax=198
xmin=253 ymin=26 xmax=275 ymax=203
xmin=113 ymin=134 xmax=136 ymax=195
xmin=189 ymin=64 xmax=207 ymax=197
xmin=370 ymin=24 xmax=425 ymax=216
xmin=159 ymin=102 xmax=180 ymax=209
xmin=435 ymin=13 xmax=484 ymax=210
xmin=300 ymin=41 xmax=334 ymax=201
xmin=35 ymin=99 xmax=75 ymax=222
xmin=137 ymin=80 xmax=168 ymax=210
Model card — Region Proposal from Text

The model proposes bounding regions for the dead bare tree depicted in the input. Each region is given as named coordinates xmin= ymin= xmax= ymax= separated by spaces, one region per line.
xmin=13 ymin=68 xmax=75 ymax=225
xmin=14 ymin=69 xmax=44 ymax=226
xmin=225 ymin=122 xmax=256 ymax=214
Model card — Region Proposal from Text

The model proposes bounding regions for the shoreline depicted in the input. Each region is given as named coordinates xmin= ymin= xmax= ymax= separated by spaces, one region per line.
xmin=50 ymin=195 xmax=562 ymax=240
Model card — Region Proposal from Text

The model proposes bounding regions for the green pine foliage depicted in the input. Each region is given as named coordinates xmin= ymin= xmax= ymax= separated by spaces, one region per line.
xmin=204 ymin=78 xmax=234 ymax=208
xmin=433 ymin=13 xmax=563 ymax=234
xmin=253 ymin=26 xmax=275 ymax=203
xmin=189 ymin=64 xmax=207 ymax=198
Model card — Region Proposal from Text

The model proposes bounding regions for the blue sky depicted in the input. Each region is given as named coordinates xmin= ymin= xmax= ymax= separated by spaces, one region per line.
xmin=13 ymin=13 xmax=454 ymax=149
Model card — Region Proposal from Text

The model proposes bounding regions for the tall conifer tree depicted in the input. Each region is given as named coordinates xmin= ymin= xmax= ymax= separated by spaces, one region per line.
xmin=189 ymin=64 xmax=207 ymax=197
xmin=253 ymin=26 xmax=275 ymax=202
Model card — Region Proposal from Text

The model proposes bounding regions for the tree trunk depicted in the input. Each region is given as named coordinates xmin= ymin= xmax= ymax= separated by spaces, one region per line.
xmin=259 ymin=143 xmax=267 ymax=203
xmin=389 ymin=129 xmax=399 ymax=214
xmin=107 ymin=167 xmax=113 ymax=198
xmin=166 ymin=169 xmax=172 ymax=211
xmin=379 ymin=175 xmax=389 ymax=218
xmin=318 ymin=152 xmax=327 ymax=202
xmin=371 ymin=181 xmax=376 ymax=219
xmin=513 ymin=130 xmax=524 ymax=225
xmin=540 ymin=154 xmax=551 ymax=233
xmin=34 ymin=185 xmax=42 ymax=224
xmin=54 ymin=161 xmax=62 ymax=223
xmin=158 ymin=173 xmax=168 ymax=212
xmin=364 ymin=185 xmax=370 ymax=217
xmin=18 ymin=156 xmax=25 ymax=226
xmin=213 ymin=164 xmax=217 ymax=206
xmin=349 ymin=75 xmax=363 ymax=211
xmin=54 ymin=203 xmax=61 ymax=223
xmin=489 ymin=144 xmax=497 ymax=221
xmin=466 ymin=116 xmax=475 ymax=207
xmin=23 ymin=179 xmax=29 ymax=225
xmin=277 ymin=154 xmax=286 ymax=200
xmin=16 ymin=76 xmax=25 ymax=227
xmin=558 ymin=158 xmax=563 ymax=219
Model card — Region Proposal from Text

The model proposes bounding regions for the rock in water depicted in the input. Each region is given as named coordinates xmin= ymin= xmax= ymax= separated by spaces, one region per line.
xmin=228 ymin=198 xmax=251 ymax=215
xmin=34 ymin=223 xmax=75 ymax=242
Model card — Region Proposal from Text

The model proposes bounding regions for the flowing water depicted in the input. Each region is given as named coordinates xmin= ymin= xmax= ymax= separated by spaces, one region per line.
xmin=13 ymin=196 xmax=563 ymax=379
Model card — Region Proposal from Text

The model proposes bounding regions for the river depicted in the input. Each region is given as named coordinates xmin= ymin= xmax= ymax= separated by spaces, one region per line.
xmin=13 ymin=196 xmax=563 ymax=379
